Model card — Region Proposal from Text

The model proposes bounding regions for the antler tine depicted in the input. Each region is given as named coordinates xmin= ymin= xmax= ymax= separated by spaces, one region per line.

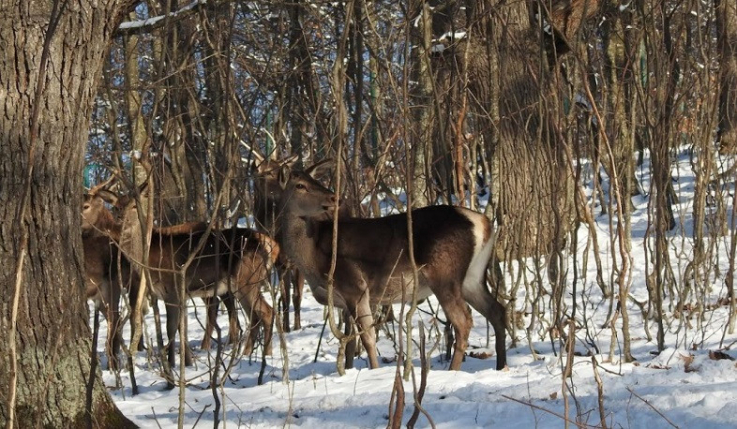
xmin=87 ymin=169 xmax=119 ymax=195
xmin=240 ymin=139 xmax=265 ymax=165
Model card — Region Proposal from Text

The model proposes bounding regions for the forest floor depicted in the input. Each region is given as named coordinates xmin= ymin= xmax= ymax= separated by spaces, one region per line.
xmin=99 ymin=149 xmax=737 ymax=428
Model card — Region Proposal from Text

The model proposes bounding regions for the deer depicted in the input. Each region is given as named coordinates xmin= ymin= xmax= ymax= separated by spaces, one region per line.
xmin=274 ymin=161 xmax=507 ymax=371
xmin=82 ymin=178 xmax=147 ymax=370
xmin=251 ymin=153 xmax=306 ymax=333
xmin=83 ymin=184 xmax=277 ymax=368
xmin=82 ymin=227 xmax=140 ymax=370
xmin=251 ymin=152 xmax=362 ymax=333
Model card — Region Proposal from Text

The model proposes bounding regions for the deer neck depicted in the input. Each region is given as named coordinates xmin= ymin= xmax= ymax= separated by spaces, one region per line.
xmin=85 ymin=216 xmax=123 ymax=243
xmin=278 ymin=212 xmax=327 ymax=288
xmin=105 ymin=224 xmax=123 ymax=242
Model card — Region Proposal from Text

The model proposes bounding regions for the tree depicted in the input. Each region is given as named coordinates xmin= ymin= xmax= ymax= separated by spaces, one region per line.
xmin=716 ymin=0 xmax=737 ymax=152
xmin=0 ymin=1 xmax=137 ymax=427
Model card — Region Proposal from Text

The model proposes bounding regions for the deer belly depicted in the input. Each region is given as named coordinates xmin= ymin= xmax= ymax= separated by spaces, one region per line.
xmin=186 ymin=278 xmax=233 ymax=299
xmin=378 ymin=278 xmax=432 ymax=304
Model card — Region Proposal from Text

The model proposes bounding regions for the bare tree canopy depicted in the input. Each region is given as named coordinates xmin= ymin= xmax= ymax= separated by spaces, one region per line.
xmin=3 ymin=0 xmax=737 ymax=426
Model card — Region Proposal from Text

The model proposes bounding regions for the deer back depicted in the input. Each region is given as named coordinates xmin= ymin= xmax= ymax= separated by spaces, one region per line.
xmin=146 ymin=224 xmax=278 ymax=299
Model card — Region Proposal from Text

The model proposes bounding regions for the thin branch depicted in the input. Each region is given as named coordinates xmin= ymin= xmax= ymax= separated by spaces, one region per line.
xmin=501 ymin=395 xmax=598 ymax=429
xmin=116 ymin=0 xmax=208 ymax=36
xmin=625 ymin=387 xmax=680 ymax=429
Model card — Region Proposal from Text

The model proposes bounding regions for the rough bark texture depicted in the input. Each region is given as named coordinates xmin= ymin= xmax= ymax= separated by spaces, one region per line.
xmin=466 ymin=1 xmax=578 ymax=262
xmin=716 ymin=0 xmax=737 ymax=152
xmin=408 ymin=0 xmax=433 ymax=208
xmin=0 ymin=1 xmax=137 ymax=427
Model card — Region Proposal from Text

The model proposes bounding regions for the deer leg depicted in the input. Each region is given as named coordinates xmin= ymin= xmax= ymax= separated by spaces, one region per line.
xmin=223 ymin=292 xmax=241 ymax=345
xmin=127 ymin=275 xmax=146 ymax=352
xmin=464 ymin=288 xmax=508 ymax=370
xmin=236 ymin=283 xmax=274 ymax=357
xmin=343 ymin=308 xmax=356 ymax=370
xmin=201 ymin=296 xmax=216 ymax=351
xmin=165 ymin=300 xmax=193 ymax=367
xmin=354 ymin=291 xmax=379 ymax=369
xmin=280 ymin=267 xmax=292 ymax=333
xmin=165 ymin=302 xmax=179 ymax=367
xmin=437 ymin=289 xmax=473 ymax=371
xmin=99 ymin=280 xmax=122 ymax=371
xmin=293 ymin=269 xmax=304 ymax=331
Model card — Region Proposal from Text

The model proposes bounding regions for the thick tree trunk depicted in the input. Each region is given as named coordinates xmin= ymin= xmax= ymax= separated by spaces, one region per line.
xmin=467 ymin=1 xmax=576 ymax=262
xmin=0 ymin=1 xmax=136 ymax=427
xmin=408 ymin=0 xmax=433 ymax=208
xmin=716 ymin=0 xmax=737 ymax=152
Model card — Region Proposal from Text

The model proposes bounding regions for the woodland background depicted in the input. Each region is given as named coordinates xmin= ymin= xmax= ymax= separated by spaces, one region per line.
xmin=2 ymin=0 xmax=737 ymax=427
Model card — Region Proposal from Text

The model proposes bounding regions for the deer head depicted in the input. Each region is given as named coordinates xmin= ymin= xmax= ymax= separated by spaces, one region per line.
xmin=82 ymin=176 xmax=122 ymax=237
xmin=252 ymin=153 xmax=298 ymax=201
xmin=277 ymin=161 xmax=339 ymax=219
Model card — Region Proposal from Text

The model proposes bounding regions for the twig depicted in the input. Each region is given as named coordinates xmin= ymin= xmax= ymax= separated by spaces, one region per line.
xmin=407 ymin=323 xmax=435 ymax=428
xmin=501 ymin=395 xmax=597 ymax=428
xmin=591 ymin=356 xmax=608 ymax=428
xmin=625 ymin=387 xmax=680 ymax=428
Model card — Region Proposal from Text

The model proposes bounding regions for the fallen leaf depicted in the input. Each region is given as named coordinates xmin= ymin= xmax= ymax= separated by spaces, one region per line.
xmin=709 ymin=350 xmax=734 ymax=361
xmin=469 ymin=351 xmax=492 ymax=360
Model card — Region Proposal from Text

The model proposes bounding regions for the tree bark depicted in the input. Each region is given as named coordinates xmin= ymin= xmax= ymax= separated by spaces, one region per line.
xmin=408 ymin=0 xmax=433 ymax=208
xmin=0 ymin=1 xmax=137 ymax=427
xmin=716 ymin=0 xmax=737 ymax=152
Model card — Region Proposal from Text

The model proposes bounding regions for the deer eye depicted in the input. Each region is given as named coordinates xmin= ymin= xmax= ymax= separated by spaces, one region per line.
xmin=83 ymin=204 xmax=90 ymax=210
xmin=295 ymin=183 xmax=307 ymax=190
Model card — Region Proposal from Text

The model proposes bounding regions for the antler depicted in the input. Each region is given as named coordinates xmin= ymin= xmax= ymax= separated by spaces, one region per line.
xmin=86 ymin=169 xmax=118 ymax=195
xmin=241 ymin=140 xmax=265 ymax=165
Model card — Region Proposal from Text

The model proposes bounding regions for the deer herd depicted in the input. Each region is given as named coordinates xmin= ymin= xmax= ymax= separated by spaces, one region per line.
xmin=81 ymin=154 xmax=508 ymax=384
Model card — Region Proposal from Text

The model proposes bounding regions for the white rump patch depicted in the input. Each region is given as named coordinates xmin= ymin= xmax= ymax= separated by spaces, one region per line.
xmin=456 ymin=209 xmax=493 ymax=299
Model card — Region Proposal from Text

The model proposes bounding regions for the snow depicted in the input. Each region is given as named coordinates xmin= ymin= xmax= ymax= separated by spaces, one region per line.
xmin=96 ymin=148 xmax=737 ymax=428
xmin=119 ymin=0 xmax=206 ymax=30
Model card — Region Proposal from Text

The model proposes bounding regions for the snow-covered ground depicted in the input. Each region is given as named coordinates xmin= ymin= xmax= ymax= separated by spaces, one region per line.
xmin=98 ymin=150 xmax=737 ymax=428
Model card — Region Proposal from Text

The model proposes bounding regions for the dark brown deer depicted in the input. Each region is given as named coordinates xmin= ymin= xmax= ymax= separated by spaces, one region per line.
xmin=82 ymin=228 xmax=138 ymax=370
xmin=275 ymin=163 xmax=507 ymax=371
xmin=252 ymin=153 xmax=305 ymax=332
xmin=252 ymin=153 xmax=359 ymax=332
xmin=83 ymin=186 xmax=277 ymax=367
xmin=82 ymin=178 xmax=146 ymax=370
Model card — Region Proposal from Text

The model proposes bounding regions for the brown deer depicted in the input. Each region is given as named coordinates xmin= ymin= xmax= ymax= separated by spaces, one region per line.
xmin=83 ymin=185 xmax=277 ymax=368
xmin=82 ymin=228 xmax=139 ymax=370
xmin=274 ymin=162 xmax=507 ymax=371
xmin=252 ymin=153 xmax=305 ymax=332
xmin=251 ymin=153 xmax=359 ymax=332
xmin=82 ymin=178 xmax=146 ymax=370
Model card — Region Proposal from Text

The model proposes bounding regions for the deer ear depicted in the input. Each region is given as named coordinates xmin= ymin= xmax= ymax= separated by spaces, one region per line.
xmin=305 ymin=158 xmax=335 ymax=179
xmin=278 ymin=164 xmax=291 ymax=190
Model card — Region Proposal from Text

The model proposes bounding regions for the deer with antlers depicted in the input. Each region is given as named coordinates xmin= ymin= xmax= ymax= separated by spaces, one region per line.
xmin=251 ymin=153 xmax=306 ymax=333
xmin=82 ymin=176 xmax=144 ymax=370
xmin=83 ymin=180 xmax=277 ymax=369
xmin=251 ymin=151 xmax=360 ymax=333
xmin=273 ymin=161 xmax=507 ymax=371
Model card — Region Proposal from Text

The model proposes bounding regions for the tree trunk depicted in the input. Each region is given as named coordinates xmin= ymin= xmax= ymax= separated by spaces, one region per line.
xmin=716 ymin=0 xmax=737 ymax=152
xmin=408 ymin=0 xmax=433 ymax=208
xmin=0 ymin=1 xmax=136 ymax=427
